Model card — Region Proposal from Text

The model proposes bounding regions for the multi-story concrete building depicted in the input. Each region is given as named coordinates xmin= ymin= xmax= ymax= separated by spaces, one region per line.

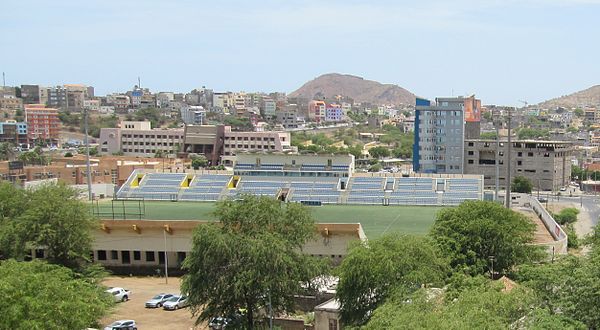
xmin=106 ymin=94 xmax=131 ymax=113
xmin=413 ymin=96 xmax=481 ymax=174
xmin=99 ymin=121 xmax=184 ymax=157
xmin=182 ymin=125 xmax=292 ymax=166
xmin=20 ymin=85 xmax=40 ymax=104
xmin=276 ymin=110 xmax=305 ymax=129
xmin=463 ymin=139 xmax=574 ymax=191
xmin=83 ymin=99 xmax=101 ymax=111
xmin=261 ymin=97 xmax=276 ymax=118
xmin=24 ymin=104 xmax=60 ymax=145
xmin=40 ymin=86 xmax=68 ymax=108
xmin=0 ymin=121 xmax=28 ymax=145
xmin=0 ymin=95 xmax=23 ymax=110
xmin=180 ymin=105 xmax=206 ymax=125
xmin=308 ymin=100 xmax=326 ymax=123
xmin=326 ymin=103 xmax=343 ymax=122
xmin=64 ymin=84 xmax=87 ymax=110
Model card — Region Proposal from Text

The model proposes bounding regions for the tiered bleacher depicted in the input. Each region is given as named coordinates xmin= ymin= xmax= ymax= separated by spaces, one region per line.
xmin=389 ymin=177 xmax=437 ymax=205
xmin=288 ymin=180 xmax=340 ymax=204
xmin=347 ymin=177 xmax=386 ymax=205
xmin=441 ymin=178 xmax=481 ymax=205
xmin=231 ymin=179 xmax=286 ymax=198
xmin=179 ymin=174 xmax=231 ymax=201
xmin=127 ymin=173 xmax=187 ymax=200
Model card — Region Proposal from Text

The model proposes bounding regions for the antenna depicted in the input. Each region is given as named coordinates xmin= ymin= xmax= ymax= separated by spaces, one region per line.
xmin=2 ymin=72 xmax=5 ymax=87
xmin=138 ymin=76 xmax=141 ymax=88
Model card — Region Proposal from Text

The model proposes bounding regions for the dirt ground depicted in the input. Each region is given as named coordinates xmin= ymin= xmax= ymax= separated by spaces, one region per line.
xmin=101 ymin=276 xmax=207 ymax=330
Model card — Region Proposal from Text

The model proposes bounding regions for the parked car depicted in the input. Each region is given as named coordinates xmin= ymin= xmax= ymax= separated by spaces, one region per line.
xmin=103 ymin=319 xmax=137 ymax=330
xmin=538 ymin=197 xmax=548 ymax=203
xmin=145 ymin=293 xmax=174 ymax=308
xmin=560 ymin=187 xmax=567 ymax=192
xmin=106 ymin=287 xmax=131 ymax=302
xmin=162 ymin=295 xmax=189 ymax=310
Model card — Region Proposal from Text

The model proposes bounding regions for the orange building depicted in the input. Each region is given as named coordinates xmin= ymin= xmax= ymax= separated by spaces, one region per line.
xmin=25 ymin=104 xmax=60 ymax=145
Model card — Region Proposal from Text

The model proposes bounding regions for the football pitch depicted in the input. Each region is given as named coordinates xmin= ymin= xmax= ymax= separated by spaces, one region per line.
xmin=91 ymin=200 xmax=442 ymax=239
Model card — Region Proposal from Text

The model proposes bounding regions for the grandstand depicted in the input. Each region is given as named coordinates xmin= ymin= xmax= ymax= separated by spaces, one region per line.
xmin=115 ymin=154 xmax=484 ymax=206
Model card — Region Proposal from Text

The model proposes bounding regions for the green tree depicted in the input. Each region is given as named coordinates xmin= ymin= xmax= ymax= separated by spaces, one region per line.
xmin=182 ymin=195 xmax=326 ymax=329
xmin=0 ymin=259 xmax=112 ymax=330
xmin=571 ymin=165 xmax=584 ymax=181
xmin=518 ymin=128 xmax=550 ymax=140
xmin=368 ymin=146 xmax=390 ymax=159
xmin=335 ymin=234 xmax=448 ymax=326
xmin=0 ymin=142 xmax=16 ymax=160
xmin=430 ymin=201 xmax=539 ymax=276
xmin=574 ymin=108 xmax=584 ymax=117
xmin=190 ymin=154 xmax=208 ymax=169
xmin=553 ymin=208 xmax=579 ymax=225
xmin=511 ymin=175 xmax=533 ymax=193
xmin=479 ymin=131 xmax=498 ymax=139
xmin=18 ymin=146 xmax=48 ymax=166
xmin=0 ymin=183 xmax=97 ymax=269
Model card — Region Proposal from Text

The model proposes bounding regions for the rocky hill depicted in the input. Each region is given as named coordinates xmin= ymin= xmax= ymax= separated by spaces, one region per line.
xmin=289 ymin=73 xmax=415 ymax=106
xmin=537 ymin=85 xmax=600 ymax=109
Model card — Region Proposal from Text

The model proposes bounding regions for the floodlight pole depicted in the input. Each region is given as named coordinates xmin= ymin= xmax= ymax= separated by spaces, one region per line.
xmin=505 ymin=108 xmax=513 ymax=209
xmin=163 ymin=229 xmax=169 ymax=284
xmin=84 ymin=107 xmax=93 ymax=201
xmin=494 ymin=109 xmax=500 ymax=202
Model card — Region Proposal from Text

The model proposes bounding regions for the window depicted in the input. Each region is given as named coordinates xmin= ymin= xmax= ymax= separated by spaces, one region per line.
xmin=133 ymin=251 xmax=141 ymax=261
xmin=468 ymin=151 xmax=474 ymax=155
xmin=528 ymin=152 xmax=534 ymax=157
xmin=146 ymin=251 xmax=155 ymax=262
xmin=97 ymin=250 xmax=107 ymax=260
xmin=468 ymin=159 xmax=474 ymax=164
xmin=329 ymin=319 xmax=338 ymax=330
xmin=121 ymin=251 xmax=130 ymax=264
xmin=111 ymin=250 xmax=118 ymax=260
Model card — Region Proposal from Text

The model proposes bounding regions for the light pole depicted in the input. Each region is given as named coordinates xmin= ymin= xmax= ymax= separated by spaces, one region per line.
xmin=84 ymin=107 xmax=92 ymax=201
xmin=494 ymin=109 xmax=500 ymax=202
xmin=504 ymin=108 xmax=513 ymax=209
xmin=163 ymin=229 xmax=169 ymax=284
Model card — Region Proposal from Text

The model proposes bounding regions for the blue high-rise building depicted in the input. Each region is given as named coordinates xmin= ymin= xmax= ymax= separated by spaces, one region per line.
xmin=413 ymin=96 xmax=481 ymax=174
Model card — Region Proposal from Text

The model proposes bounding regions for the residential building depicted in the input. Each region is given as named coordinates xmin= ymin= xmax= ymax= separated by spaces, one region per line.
xmin=83 ymin=99 xmax=101 ymax=111
xmin=98 ymin=121 xmax=184 ymax=157
xmin=40 ymin=86 xmax=68 ymax=108
xmin=0 ymin=95 xmax=23 ymax=110
xmin=180 ymin=105 xmax=206 ymax=125
xmin=276 ymin=110 xmax=305 ymax=129
xmin=308 ymin=100 xmax=326 ymax=123
xmin=20 ymin=85 xmax=40 ymax=104
xmin=261 ymin=97 xmax=276 ymax=118
xmin=0 ymin=121 xmax=28 ymax=145
xmin=325 ymin=103 xmax=343 ymax=122
xmin=182 ymin=125 xmax=226 ymax=165
xmin=463 ymin=139 xmax=574 ymax=191
xmin=64 ymin=84 xmax=87 ymax=110
xmin=24 ymin=104 xmax=60 ymax=145
xmin=106 ymin=94 xmax=130 ymax=113
xmin=156 ymin=92 xmax=174 ymax=108
xmin=413 ymin=96 xmax=481 ymax=174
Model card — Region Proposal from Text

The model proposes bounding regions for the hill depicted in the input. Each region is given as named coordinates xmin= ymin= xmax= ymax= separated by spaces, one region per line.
xmin=289 ymin=73 xmax=416 ymax=106
xmin=537 ymin=85 xmax=600 ymax=109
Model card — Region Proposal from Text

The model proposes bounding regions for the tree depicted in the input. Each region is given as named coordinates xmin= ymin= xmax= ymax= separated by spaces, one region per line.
xmin=0 ymin=142 xmax=16 ymax=161
xmin=574 ymin=108 xmax=584 ymax=117
xmin=553 ymin=208 xmax=579 ymax=225
xmin=480 ymin=131 xmax=498 ymax=139
xmin=518 ymin=128 xmax=550 ymax=140
xmin=335 ymin=234 xmax=448 ymax=326
xmin=368 ymin=146 xmax=390 ymax=159
xmin=190 ymin=154 xmax=208 ymax=169
xmin=0 ymin=183 xmax=97 ymax=269
xmin=0 ymin=259 xmax=112 ymax=330
xmin=511 ymin=175 xmax=533 ymax=194
xmin=430 ymin=201 xmax=540 ymax=276
xmin=181 ymin=195 xmax=326 ymax=329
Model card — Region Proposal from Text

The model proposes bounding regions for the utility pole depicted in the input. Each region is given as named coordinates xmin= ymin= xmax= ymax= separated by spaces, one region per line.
xmin=505 ymin=108 xmax=513 ymax=208
xmin=2 ymin=72 xmax=5 ymax=87
xmin=494 ymin=109 xmax=500 ymax=202
xmin=163 ymin=229 xmax=169 ymax=284
xmin=84 ymin=107 xmax=93 ymax=201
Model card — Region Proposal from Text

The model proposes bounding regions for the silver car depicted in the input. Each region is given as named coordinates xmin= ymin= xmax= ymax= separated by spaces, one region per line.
xmin=145 ymin=293 xmax=173 ymax=308
xmin=103 ymin=319 xmax=137 ymax=330
xmin=162 ymin=295 xmax=189 ymax=310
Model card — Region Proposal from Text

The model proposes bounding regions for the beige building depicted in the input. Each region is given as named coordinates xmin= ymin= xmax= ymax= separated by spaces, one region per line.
xmin=92 ymin=220 xmax=365 ymax=273
xmin=99 ymin=121 xmax=184 ymax=157
xmin=221 ymin=128 xmax=292 ymax=165
xmin=314 ymin=299 xmax=342 ymax=330
xmin=464 ymin=139 xmax=574 ymax=191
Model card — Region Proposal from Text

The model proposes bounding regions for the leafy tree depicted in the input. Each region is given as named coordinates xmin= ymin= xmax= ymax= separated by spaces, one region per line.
xmin=511 ymin=175 xmax=533 ymax=194
xmin=368 ymin=146 xmax=390 ymax=159
xmin=18 ymin=146 xmax=49 ymax=166
xmin=571 ymin=165 xmax=584 ymax=181
xmin=190 ymin=154 xmax=208 ymax=169
xmin=134 ymin=107 xmax=164 ymax=128
xmin=553 ymin=207 xmax=579 ymax=225
xmin=567 ymin=126 xmax=579 ymax=134
xmin=574 ymin=108 xmax=584 ymax=117
xmin=182 ymin=195 xmax=327 ymax=329
xmin=0 ymin=259 xmax=112 ymax=330
xmin=0 ymin=142 xmax=16 ymax=161
xmin=0 ymin=183 xmax=97 ymax=269
xmin=224 ymin=116 xmax=253 ymax=131
xmin=517 ymin=128 xmax=550 ymax=140
xmin=482 ymin=111 xmax=493 ymax=121
xmin=335 ymin=234 xmax=448 ymax=326
xmin=430 ymin=201 xmax=540 ymax=276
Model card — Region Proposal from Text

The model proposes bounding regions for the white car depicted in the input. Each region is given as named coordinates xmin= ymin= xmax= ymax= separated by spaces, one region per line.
xmin=103 ymin=319 xmax=137 ymax=330
xmin=106 ymin=287 xmax=131 ymax=302
xmin=163 ymin=295 xmax=189 ymax=310
xmin=560 ymin=187 xmax=567 ymax=192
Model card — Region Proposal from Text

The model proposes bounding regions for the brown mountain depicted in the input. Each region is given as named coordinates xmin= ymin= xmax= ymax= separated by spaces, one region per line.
xmin=537 ymin=85 xmax=600 ymax=109
xmin=289 ymin=73 xmax=415 ymax=105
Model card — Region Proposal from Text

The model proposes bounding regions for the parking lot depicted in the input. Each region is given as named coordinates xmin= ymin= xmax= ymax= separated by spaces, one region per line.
xmin=102 ymin=276 xmax=206 ymax=330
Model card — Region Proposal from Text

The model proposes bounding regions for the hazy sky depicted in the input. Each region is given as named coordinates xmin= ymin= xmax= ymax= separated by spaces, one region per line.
xmin=2 ymin=0 xmax=599 ymax=105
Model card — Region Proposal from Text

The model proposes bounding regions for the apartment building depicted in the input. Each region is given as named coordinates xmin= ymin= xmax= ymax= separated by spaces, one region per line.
xmin=24 ymin=104 xmax=60 ymax=145
xmin=99 ymin=121 xmax=184 ymax=157
xmin=64 ymin=84 xmax=87 ymax=110
xmin=40 ymin=86 xmax=68 ymax=108
xmin=261 ymin=97 xmax=276 ymax=118
xmin=463 ymin=139 xmax=574 ymax=191
xmin=0 ymin=95 xmax=22 ymax=110
xmin=413 ymin=96 xmax=481 ymax=174
xmin=0 ymin=121 xmax=28 ymax=145
xmin=308 ymin=100 xmax=326 ymax=123
xmin=326 ymin=104 xmax=343 ymax=122
xmin=20 ymin=85 xmax=40 ymax=104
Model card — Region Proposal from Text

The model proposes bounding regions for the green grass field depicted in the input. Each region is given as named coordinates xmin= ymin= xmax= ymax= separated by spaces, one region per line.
xmin=91 ymin=200 xmax=442 ymax=239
